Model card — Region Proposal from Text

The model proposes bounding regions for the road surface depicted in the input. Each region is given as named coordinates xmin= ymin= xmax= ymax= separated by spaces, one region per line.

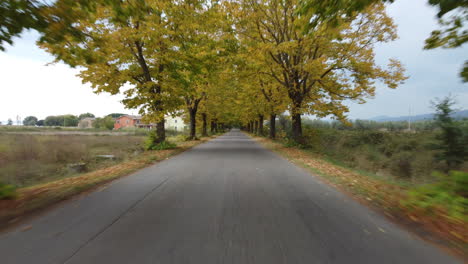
xmin=0 ymin=130 xmax=460 ymax=263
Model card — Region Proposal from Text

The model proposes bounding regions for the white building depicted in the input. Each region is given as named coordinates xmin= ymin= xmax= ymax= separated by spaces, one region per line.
xmin=165 ymin=116 xmax=187 ymax=132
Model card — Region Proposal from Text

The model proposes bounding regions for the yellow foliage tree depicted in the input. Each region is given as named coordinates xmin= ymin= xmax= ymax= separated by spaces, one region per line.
xmin=235 ymin=0 xmax=407 ymax=142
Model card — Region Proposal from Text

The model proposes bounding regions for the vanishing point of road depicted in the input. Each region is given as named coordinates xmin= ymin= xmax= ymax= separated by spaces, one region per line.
xmin=0 ymin=130 xmax=461 ymax=263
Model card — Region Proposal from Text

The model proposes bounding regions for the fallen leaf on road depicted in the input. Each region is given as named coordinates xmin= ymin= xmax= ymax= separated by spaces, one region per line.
xmin=21 ymin=225 xmax=32 ymax=231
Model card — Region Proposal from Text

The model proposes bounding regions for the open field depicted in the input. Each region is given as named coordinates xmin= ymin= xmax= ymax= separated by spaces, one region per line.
xmin=0 ymin=134 xmax=146 ymax=187
xmin=0 ymin=129 xmax=188 ymax=188
xmin=0 ymin=125 xmax=151 ymax=135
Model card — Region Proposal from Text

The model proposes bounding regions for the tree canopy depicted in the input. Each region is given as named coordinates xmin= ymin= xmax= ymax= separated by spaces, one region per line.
xmin=4 ymin=0 xmax=411 ymax=142
xmin=23 ymin=116 xmax=38 ymax=126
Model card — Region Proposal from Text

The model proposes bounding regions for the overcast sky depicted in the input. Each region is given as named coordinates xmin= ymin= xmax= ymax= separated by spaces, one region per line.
xmin=0 ymin=0 xmax=466 ymax=122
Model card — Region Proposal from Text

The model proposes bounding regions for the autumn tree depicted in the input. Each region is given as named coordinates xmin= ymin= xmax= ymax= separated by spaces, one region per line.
xmin=298 ymin=0 xmax=394 ymax=31
xmin=236 ymin=44 xmax=288 ymax=138
xmin=235 ymin=0 xmax=407 ymax=142
xmin=167 ymin=0 xmax=236 ymax=139
xmin=300 ymin=0 xmax=467 ymax=82
xmin=39 ymin=0 xmax=182 ymax=144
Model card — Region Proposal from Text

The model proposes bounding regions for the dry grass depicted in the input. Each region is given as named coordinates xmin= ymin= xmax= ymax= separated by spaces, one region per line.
xmin=0 ymin=134 xmax=148 ymax=187
xmin=0 ymin=136 xmax=214 ymax=228
xmin=255 ymin=136 xmax=468 ymax=256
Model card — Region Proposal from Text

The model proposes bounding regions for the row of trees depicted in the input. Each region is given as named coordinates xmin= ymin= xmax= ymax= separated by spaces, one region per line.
xmin=1 ymin=0 xmax=465 ymax=143
xmin=234 ymin=0 xmax=407 ymax=142
xmin=19 ymin=113 xmax=122 ymax=127
xmin=33 ymin=0 xmax=406 ymax=143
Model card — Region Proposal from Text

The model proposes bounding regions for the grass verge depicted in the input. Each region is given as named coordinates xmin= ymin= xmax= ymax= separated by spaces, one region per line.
xmin=0 ymin=136 xmax=215 ymax=229
xmin=254 ymin=136 xmax=467 ymax=257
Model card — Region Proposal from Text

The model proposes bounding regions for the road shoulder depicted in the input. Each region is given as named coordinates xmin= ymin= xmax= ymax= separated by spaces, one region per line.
xmin=252 ymin=135 xmax=467 ymax=260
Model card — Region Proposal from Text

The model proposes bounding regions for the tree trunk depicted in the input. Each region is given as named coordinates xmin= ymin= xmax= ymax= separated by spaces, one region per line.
xmin=258 ymin=115 xmax=264 ymax=136
xmin=211 ymin=120 xmax=215 ymax=134
xmin=188 ymin=108 xmax=197 ymax=140
xmin=253 ymin=121 xmax=257 ymax=134
xmin=201 ymin=113 xmax=208 ymax=137
xmin=291 ymin=113 xmax=303 ymax=143
xmin=269 ymin=113 xmax=276 ymax=139
xmin=212 ymin=119 xmax=218 ymax=133
xmin=155 ymin=119 xmax=165 ymax=143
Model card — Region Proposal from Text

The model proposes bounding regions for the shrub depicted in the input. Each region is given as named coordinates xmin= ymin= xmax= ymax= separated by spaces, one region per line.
xmin=403 ymin=171 xmax=468 ymax=221
xmin=146 ymin=140 xmax=177 ymax=151
xmin=389 ymin=152 xmax=414 ymax=179
xmin=145 ymin=131 xmax=177 ymax=150
xmin=432 ymin=97 xmax=468 ymax=170
xmin=0 ymin=182 xmax=17 ymax=200
xmin=283 ymin=137 xmax=308 ymax=149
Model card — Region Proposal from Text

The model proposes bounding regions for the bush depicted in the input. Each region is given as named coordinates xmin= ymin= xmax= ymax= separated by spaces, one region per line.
xmin=145 ymin=140 xmax=177 ymax=151
xmin=145 ymin=131 xmax=177 ymax=150
xmin=0 ymin=182 xmax=17 ymax=200
xmin=389 ymin=151 xmax=414 ymax=178
xmin=93 ymin=116 xmax=115 ymax=130
xmin=403 ymin=171 xmax=468 ymax=221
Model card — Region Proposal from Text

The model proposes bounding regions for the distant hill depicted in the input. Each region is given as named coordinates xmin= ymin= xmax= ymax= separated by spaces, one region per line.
xmin=368 ymin=110 xmax=468 ymax=122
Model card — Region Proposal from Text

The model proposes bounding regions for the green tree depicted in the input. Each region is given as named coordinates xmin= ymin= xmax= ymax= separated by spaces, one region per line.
xmin=36 ymin=119 xmax=45 ymax=126
xmin=63 ymin=115 xmax=79 ymax=127
xmin=432 ymin=96 xmax=468 ymax=170
xmin=93 ymin=116 xmax=115 ymax=130
xmin=0 ymin=0 xmax=47 ymax=51
xmin=7 ymin=119 xmax=13 ymax=125
xmin=106 ymin=113 xmax=125 ymax=118
xmin=44 ymin=115 xmax=62 ymax=126
xmin=425 ymin=0 xmax=468 ymax=82
xmin=79 ymin=113 xmax=95 ymax=119
xmin=23 ymin=116 xmax=38 ymax=126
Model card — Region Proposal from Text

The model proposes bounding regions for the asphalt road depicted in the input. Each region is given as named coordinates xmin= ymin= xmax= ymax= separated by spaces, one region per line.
xmin=0 ymin=130 xmax=460 ymax=264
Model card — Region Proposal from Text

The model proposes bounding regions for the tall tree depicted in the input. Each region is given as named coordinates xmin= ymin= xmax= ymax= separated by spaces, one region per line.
xmin=167 ymin=0 xmax=236 ymax=139
xmin=236 ymin=0 xmax=407 ymax=142
xmin=432 ymin=96 xmax=468 ymax=170
xmin=39 ymin=0 xmax=182 ymax=144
